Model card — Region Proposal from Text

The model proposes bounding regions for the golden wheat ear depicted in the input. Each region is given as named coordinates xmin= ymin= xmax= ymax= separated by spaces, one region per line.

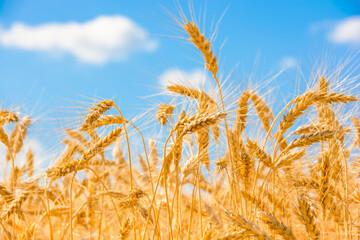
xmin=0 ymin=110 xmax=19 ymax=125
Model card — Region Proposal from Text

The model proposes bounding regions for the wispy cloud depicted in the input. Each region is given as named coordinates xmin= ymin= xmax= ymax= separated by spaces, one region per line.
xmin=0 ymin=137 xmax=50 ymax=174
xmin=0 ymin=15 xmax=158 ymax=64
xmin=329 ymin=16 xmax=360 ymax=46
xmin=279 ymin=57 xmax=297 ymax=69
xmin=160 ymin=68 xmax=208 ymax=89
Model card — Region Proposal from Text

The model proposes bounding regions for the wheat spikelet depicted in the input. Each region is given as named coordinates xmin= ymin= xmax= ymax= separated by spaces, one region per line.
xmin=113 ymin=140 xmax=126 ymax=165
xmin=286 ymin=130 xmax=337 ymax=151
xmin=167 ymin=84 xmax=201 ymax=99
xmin=119 ymin=189 xmax=145 ymax=210
xmin=118 ymin=218 xmax=133 ymax=240
xmin=225 ymin=210 xmax=272 ymax=240
xmin=26 ymin=149 xmax=34 ymax=178
xmin=57 ymin=141 xmax=79 ymax=165
xmin=276 ymin=92 xmax=316 ymax=150
xmin=66 ymin=128 xmax=90 ymax=147
xmin=149 ymin=139 xmax=158 ymax=171
xmin=1 ymin=191 xmax=29 ymax=222
xmin=184 ymin=22 xmax=218 ymax=76
xmin=235 ymin=91 xmax=250 ymax=138
xmin=7 ymin=116 xmax=31 ymax=160
xmin=353 ymin=117 xmax=360 ymax=148
xmin=228 ymin=130 xmax=240 ymax=172
xmin=45 ymin=158 xmax=81 ymax=180
xmin=81 ymin=127 xmax=123 ymax=163
xmin=247 ymin=139 xmax=272 ymax=168
xmin=211 ymin=124 xmax=220 ymax=144
xmin=197 ymin=128 xmax=210 ymax=171
xmin=319 ymin=147 xmax=332 ymax=214
xmin=318 ymin=76 xmax=328 ymax=93
xmin=261 ymin=212 xmax=296 ymax=240
xmin=242 ymin=191 xmax=270 ymax=212
xmin=0 ymin=126 xmax=10 ymax=148
xmin=293 ymin=123 xmax=328 ymax=135
xmin=95 ymin=115 xmax=125 ymax=128
xmin=163 ymin=138 xmax=183 ymax=179
xmin=314 ymin=92 xmax=357 ymax=104
xmin=276 ymin=90 xmax=356 ymax=150
xmin=138 ymin=154 xmax=149 ymax=180
xmin=0 ymin=110 xmax=19 ymax=125
xmin=216 ymin=230 xmax=246 ymax=240
xmin=157 ymin=104 xmax=174 ymax=125
xmin=215 ymin=155 xmax=228 ymax=172
xmin=182 ymin=154 xmax=200 ymax=179
xmin=0 ymin=184 xmax=14 ymax=204
xmin=201 ymin=224 xmax=215 ymax=240
xmin=248 ymin=91 xmax=274 ymax=132
xmin=79 ymin=99 xmax=114 ymax=131
xmin=275 ymin=148 xmax=306 ymax=169
xmin=47 ymin=127 xmax=122 ymax=179
xmin=297 ymin=194 xmax=320 ymax=240
xmin=179 ymin=112 xmax=226 ymax=137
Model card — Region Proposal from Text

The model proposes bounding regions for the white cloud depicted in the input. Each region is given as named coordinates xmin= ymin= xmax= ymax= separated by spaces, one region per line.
xmin=0 ymin=137 xmax=50 ymax=178
xmin=0 ymin=15 xmax=158 ymax=64
xmin=160 ymin=68 xmax=208 ymax=89
xmin=329 ymin=16 xmax=360 ymax=46
xmin=279 ymin=57 xmax=297 ymax=69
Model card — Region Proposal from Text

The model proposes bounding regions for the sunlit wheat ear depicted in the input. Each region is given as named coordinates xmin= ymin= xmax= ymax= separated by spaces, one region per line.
xmin=0 ymin=110 xmax=19 ymax=125
xmin=201 ymin=224 xmax=215 ymax=240
xmin=149 ymin=139 xmax=158 ymax=170
xmin=66 ymin=128 xmax=90 ymax=147
xmin=286 ymin=130 xmax=337 ymax=151
xmin=26 ymin=149 xmax=34 ymax=178
xmin=235 ymin=91 xmax=250 ymax=137
xmin=247 ymin=139 xmax=272 ymax=168
xmin=297 ymin=194 xmax=320 ymax=240
xmin=94 ymin=115 xmax=125 ymax=128
xmin=7 ymin=116 xmax=31 ymax=160
xmin=1 ymin=191 xmax=29 ymax=222
xmin=276 ymin=90 xmax=357 ymax=150
xmin=225 ymin=210 xmax=272 ymax=240
xmin=157 ymin=104 xmax=175 ymax=125
xmin=118 ymin=218 xmax=133 ymax=240
xmin=247 ymin=91 xmax=274 ymax=132
xmin=216 ymin=231 xmax=247 ymax=240
xmin=79 ymin=99 xmax=115 ymax=131
xmin=318 ymin=145 xmax=332 ymax=213
xmin=167 ymin=84 xmax=201 ymax=99
xmin=119 ymin=189 xmax=145 ymax=210
xmin=184 ymin=22 xmax=218 ymax=76
xmin=197 ymin=128 xmax=210 ymax=171
xmin=56 ymin=142 xmax=79 ymax=166
xmin=113 ymin=140 xmax=126 ymax=165
xmin=0 ymin=184 xmax=14 ymax=204
xmin=318 ymin=75 xmax=328 ymax=92
xmin=353 ymin=117 xmax=360 ymax=147
xmin=0 ymin=126 xmax=10 ymax=148
xmin=179 ymin=112 xmax=226 ymax=138
xmin=46 ymin=127 xmax=122 ymax=180
xmin=275 ymin=148 xmax=306 ymax=169
xmin=260 ymin=212 xmax=296 ymax=240
xmin=163 ymin=138 xmax=183 ymax=179
xmin=138 ymin=154 xmax=149 ymax=180
xmin=293 ymin=123 xmax=328 ymax=135
xmin=241 ymin=191 xmax=269 ymax=212
xmin=81 ymin=126 xmax=123 ymax=163
xmin=181 ymin=154 xmax=200 ymax=179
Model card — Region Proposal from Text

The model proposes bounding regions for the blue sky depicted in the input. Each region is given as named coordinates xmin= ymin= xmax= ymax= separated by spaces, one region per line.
xmin=0 ymin=0 xmax=359 ymax=166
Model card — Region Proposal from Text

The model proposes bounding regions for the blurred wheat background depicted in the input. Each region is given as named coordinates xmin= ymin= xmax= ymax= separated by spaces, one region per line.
xmin=0 ymin=1 xmax=360 ymax=239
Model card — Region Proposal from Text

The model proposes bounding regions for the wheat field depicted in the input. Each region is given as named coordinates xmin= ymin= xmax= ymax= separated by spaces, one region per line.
xmin=0 ymin=11 xmax=360 ymax=240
